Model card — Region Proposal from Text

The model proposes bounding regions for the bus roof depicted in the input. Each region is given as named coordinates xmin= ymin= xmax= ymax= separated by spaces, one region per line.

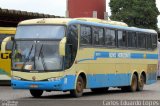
xmin=75 ymin=18 xmax=128 ymax=27
xmin=19 ymin=18 xmax=73 ymax=25
xmin=18 ymin=18 xmax=157 ymax=34
xmin=0 ymin=27 xmax=16 ymax=34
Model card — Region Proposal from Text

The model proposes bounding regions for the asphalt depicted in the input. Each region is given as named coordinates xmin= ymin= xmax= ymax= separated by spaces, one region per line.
xmin=0 ymin=81 xmax=160 ymax=106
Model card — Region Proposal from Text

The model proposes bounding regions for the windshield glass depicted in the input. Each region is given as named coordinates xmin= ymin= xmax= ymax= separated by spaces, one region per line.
xmin=12 ymin=41 xmax=63 ymax=71
xmin=15 ymin=25 xmax=65 ymax=39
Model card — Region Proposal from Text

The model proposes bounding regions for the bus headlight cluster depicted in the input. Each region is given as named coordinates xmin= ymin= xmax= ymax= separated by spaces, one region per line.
xmin=12 ymin=76 xmax=21 ymax=80
xmin=48 ymin=77 xmax=60 ymax=81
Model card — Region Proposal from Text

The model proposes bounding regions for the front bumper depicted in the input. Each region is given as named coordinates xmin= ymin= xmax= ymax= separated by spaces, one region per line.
xmin=11 ymin=75 xmax=76 ymax=91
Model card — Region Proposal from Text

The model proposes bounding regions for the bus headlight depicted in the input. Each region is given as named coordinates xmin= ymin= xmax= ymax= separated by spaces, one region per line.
xmin=48 ymin=77 xmax=60 ymax=81
xmin=12 ymin=76 xmax=21 ymax=80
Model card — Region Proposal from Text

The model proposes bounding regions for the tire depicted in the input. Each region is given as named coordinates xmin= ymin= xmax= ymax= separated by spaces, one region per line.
xmin=91 ymin=87 xmax=109 ymax=93
xmin=137 ymin=74 xmax=145 ymax=91
xmin=129 ymin=74 xmax=138 ymax=92
xmin=70 ymin=76 xmax=84 ymax=97
xmin=30 ymin=90 xmax=43 ymax=98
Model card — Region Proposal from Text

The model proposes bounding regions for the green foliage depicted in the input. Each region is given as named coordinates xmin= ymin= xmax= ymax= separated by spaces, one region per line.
xmin=109 ymin=0 xmax=159 ymax=30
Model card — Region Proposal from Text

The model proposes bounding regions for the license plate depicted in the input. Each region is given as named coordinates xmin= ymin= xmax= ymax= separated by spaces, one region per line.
xmin=30 ymin=84 xmax=38 ymax=88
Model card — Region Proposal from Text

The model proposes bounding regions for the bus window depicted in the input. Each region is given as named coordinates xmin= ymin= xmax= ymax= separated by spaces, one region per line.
xmin=128 ymin=32 xmax=137 ymax=48
xmin=93 ymin=27 xmax=104 ymax=45
xmin=99 ymin=29 xmax=104 ymax=45
xmin=66 ymin=25 xmax=78 ymax=69
xmin=118 ymin=30 xmax=127 ymax=48
xmin=152 ymin=34 xmax=157 ymax=49
xmin=146 ymin=34 xmax=152 ymax=50
xmin=80 ymin=26 xmax=92 ymax=45
xmin=105 ymin=29 xmax=116 ymax=47
xmin=6 ymin=41 xmax=13 ymax=51
xmin=138 ymin=33 xmax=146 ymax=49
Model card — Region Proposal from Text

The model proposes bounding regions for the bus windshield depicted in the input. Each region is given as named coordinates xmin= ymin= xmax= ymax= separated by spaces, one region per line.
xmin=15 ymin=25 xmax=65 ymax=39
xmin=12 ymin=41 xmax=63 ymax=72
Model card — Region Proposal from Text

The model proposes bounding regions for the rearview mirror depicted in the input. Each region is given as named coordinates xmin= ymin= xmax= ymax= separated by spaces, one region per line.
xmin=59 ymin=37 xmax=66 ymax=56
xmin=1 ymin=36 xmax=14 ymax=53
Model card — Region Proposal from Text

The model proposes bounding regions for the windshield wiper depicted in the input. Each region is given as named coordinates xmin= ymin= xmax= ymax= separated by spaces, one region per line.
xmin=38 ymin=44 xmax=47 ymax=71
xmin=34 ymin=41 xmax=38 ymax=70
xmin=21 ymin=44 xmax=34 ymax=70
xmin=38 ymin=44 xmax=43 ymax=60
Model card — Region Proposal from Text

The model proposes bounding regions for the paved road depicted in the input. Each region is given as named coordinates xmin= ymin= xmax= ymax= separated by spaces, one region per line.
xmin=0 ymin=81 xmax=160 ymax=106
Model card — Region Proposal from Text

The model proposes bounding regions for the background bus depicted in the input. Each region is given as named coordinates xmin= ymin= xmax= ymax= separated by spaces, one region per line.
xmin=158 ymin=42 xmax=160 ymax=77
xmin=2 ymin=18 xmax=158 ymax=97
xmin=0 ymin=27 xmax=16 ymax=85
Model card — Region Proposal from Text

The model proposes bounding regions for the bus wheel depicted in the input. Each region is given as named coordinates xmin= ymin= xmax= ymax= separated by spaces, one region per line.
xmin=129 ymin=74 xmax=138 ymax=92
xmin=137 ymin=74 xmax=145 ymax=91
xmin=70 ymin=76 xmax=84 ymax=97
xmin=91 ymin=87 xmax=109 ymax=93
xmin=30 ymin=90 xmax=43 ymax=98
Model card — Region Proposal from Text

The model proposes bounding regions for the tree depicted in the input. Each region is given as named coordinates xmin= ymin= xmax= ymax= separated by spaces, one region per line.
xmin=109 ymin=0 xmax=159 ymax=30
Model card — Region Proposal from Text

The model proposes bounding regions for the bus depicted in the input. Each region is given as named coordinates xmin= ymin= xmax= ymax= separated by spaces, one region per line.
xmin=158 ymin=42 xmax=160 ymax=77
xmin=1 ymin=18 xmax=158 ymax=97
xmin=0 ymin=27 xmax=16 ymax=85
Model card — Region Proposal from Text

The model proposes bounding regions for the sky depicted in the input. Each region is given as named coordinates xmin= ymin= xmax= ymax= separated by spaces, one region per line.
xmin=0 ymin=0 xmax=160 ymax=28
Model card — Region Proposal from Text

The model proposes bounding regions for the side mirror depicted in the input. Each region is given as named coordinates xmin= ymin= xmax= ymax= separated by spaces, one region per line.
xmin=1 ymin=36 xmax=14 ymax=53
xmin=59 ymin=37 xmax=66 ymax=56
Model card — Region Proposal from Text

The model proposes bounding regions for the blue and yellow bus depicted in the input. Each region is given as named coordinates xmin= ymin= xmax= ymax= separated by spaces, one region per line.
xmin=1 ymin=18 xmax=158 ymax=97
xmin=158 ymin=42 xmax=160 ymax=77
xmin=0 ymin=27 xmax=16 ymax=85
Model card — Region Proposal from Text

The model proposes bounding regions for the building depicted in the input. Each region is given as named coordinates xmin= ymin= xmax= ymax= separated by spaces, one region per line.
xmin=0 ymin=8 xmax=61 ymax=27
xmin=67 ymin=0 xmax=106 ymax=19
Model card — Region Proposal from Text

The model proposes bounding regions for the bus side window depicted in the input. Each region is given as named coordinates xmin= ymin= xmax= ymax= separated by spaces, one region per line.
xmin=118 ymin=30 xmax=127 ymax=48
xmin=138 ymin=33 xmax=146 ymax=49
xmin=127 ymin=31 xmax=137 ymax=48
xmin=6 ymin=41 xmax=13 ymax=51
xmin=80 ymin=26 xmax=92 ymax=45
xmin=93 ymin=27 xmax=104 ymax=46
xmin=105 ymin=29 xmax=116 ymax=47
xmin=146 ymin=34 xmax=152 ymax=50
xmin=152 ymin=34 xmax=157 ymax=49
